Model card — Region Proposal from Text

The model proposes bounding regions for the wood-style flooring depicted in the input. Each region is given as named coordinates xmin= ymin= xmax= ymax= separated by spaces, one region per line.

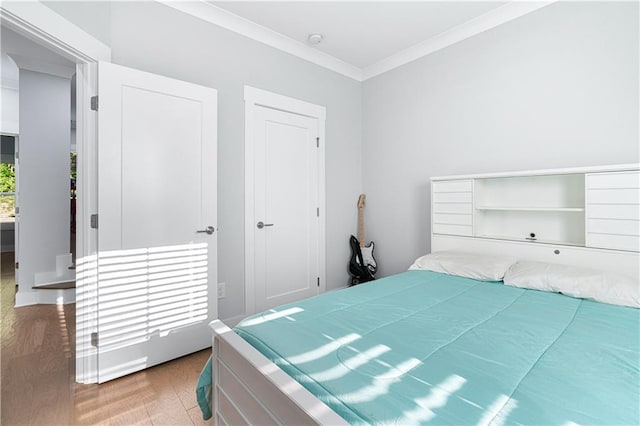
xmin=1 ymin=252 xmax=213 ymax=425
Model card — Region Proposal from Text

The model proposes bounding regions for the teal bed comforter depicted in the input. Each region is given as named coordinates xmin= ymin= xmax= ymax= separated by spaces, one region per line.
xmin=198 ymin=270 xmax=639 ymax=424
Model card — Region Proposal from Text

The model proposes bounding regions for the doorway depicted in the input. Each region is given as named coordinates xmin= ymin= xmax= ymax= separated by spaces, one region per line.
xmin=1 ymin=26 xmax=78 ymax=305
xmin=1 ymin=1 xmax=108 ymax=383
xmin=244 ymin=86 xmax=327 ymax=315
xmin=3 ymin=4 xmax=220 ymax=384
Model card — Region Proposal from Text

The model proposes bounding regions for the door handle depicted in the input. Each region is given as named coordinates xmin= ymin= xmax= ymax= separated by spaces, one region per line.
xmin=257 ymin=221 xmax=274 ymax=229
xmin=196 ymin=226 xmax=215 ymax=235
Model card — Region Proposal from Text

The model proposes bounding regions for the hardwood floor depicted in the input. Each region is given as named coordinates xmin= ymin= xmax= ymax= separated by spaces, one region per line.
xmin=1 ymin=252 xmax=213 ymax=425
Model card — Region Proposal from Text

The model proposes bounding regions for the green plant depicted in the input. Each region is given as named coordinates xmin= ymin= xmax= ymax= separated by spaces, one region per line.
xmin=70 ymin=152 xmax=77 ymax=181
xmin=0 ymin=194 xmax=15 ymax=218
xmin=0 ymin=163 xmax=15 ymax=193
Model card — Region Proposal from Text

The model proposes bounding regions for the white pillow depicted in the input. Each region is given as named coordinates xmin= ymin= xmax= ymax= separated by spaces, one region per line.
xmin=504 ymin=261 xmax=640 ymax=308
xmin=409 ymin=251 xmax=514 ymax=281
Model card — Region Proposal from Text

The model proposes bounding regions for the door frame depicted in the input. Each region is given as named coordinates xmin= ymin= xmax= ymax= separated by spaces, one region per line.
xmin=244 ymin=86 xmax=326 ymax=316
xmin=1 ymin=2 xmax=110 ymax=383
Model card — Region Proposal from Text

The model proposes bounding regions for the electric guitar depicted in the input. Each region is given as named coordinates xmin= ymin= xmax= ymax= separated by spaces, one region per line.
xmin=348 ymin=194 xmax=377 ymax=284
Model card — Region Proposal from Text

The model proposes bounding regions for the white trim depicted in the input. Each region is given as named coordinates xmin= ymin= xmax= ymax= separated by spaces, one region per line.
xmin=244 ymin=86 xmax=327 ymax=122
xmin=0 ymin=2 xmax=110 ymax=63
xmin=432 ymin=163 xmax=640 ymax=181
xmin=362 ymin=1 xmax=557 ymax=80
xmin=244 ymin=85 xmax=327 ymax=317
xmin=157 ymin=0 xmax=556 ymax=82
xmin=157 ymin=0 xmax=362 ymax=81
xmin=1 ymin=79 xmax=19 ymax=135
xmin=14 ymin=288 xmax=75 ymax=307
xmin=74 ymin=62 xmax=99 ymax=384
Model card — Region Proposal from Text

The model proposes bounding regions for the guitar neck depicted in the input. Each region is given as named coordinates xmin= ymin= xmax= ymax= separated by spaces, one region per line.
xmin=358 ymin=206 xmax=365 ymax=247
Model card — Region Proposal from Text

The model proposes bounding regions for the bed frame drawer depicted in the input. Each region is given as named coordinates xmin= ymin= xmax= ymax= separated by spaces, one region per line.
xmin=587 ymin=204 xmax=640 ymax=220
xmin=433 ymin=203 xmax=473 ymax=214
xmin=433 ymin=192 xmax=473 ymax=203
xmin=586 ymin=233 xmax=640 ymax=252
xmin=432 ymin=180 xmax=473 ymax=193
xmin=585 ymin=171 xmax=640 ymax=251
xmin=587 ymin=188 xmax=640 ymax=204
xmin=586 ymin=171 xmax=640 ymax=189
xmin=588 ymin=219 xmax=640 ymax=236
xmin=433 ymin=223 xmax=473 ymax=236
xmin=433 ymin=213 xmax=473 ymax=226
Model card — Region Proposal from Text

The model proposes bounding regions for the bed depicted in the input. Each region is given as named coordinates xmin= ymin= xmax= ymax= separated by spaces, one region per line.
xmin=203 ymin=165 xmax=640 ymax=425
xmin=203 ymin=267 xmax=639 ymax=425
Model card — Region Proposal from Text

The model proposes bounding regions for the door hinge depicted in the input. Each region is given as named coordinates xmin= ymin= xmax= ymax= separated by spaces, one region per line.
xmin=91 ymin=332 xmax=99 ymax=347
xmin=317 ymin=207 xmax=319 ymax=217
xmin=317 ymin=277 xmax=320 ymax=287
xmin=316 ymin=137 xmax=319 ymax=148
xmin=15 ymin=262 xmax=19 ymax=269
xmin=90 ymin=96 xmax=99 ymax=111
xmin=90 ymin=214 xmax=98 ymax=229
xmin=14 ymin=206 xmax=19 ymax=214
xmin=15 ymin=151 xmax=19 ymax=160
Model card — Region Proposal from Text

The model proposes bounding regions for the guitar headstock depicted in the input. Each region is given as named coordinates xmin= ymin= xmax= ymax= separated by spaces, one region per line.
xmin=357 ymin=194 xmax=366 ymax=209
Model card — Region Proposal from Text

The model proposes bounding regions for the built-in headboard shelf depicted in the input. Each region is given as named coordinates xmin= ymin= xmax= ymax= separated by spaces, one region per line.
xmin=431 ymin=164 xmax=640 ymax=279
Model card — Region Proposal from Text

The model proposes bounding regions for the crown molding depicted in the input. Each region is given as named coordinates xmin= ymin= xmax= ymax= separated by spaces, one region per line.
xmin=156 ymin=0 xmax=363 ymax=81
xmin=362 ymin=1 xmax=557 ymax=81
xmin=157 ymin=1 xmax=557 ymax=83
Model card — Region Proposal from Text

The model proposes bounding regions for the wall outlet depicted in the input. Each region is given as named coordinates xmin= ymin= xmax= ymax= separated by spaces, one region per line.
xmin=217 ymin=282 xmax=226 ymax=299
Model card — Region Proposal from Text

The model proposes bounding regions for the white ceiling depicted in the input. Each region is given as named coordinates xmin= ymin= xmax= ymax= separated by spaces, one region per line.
xmin=212 ymin=1 xmax=508 ymax=69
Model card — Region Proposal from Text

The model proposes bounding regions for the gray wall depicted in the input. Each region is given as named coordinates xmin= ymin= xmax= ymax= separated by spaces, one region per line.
xmin=44 ymin=1 xmax=639 ymax=310
xmin=18 ymin=70 xmax=71 ymax=290
xmin=45 ymin=1 xmax=362 ymax=320
xmin=362 ymin=1 xmax=639 ymax=277
xmin=42 ymin=1 xmax=111 ymax=47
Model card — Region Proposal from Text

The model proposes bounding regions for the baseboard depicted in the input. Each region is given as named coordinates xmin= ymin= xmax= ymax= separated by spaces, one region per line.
xmin=15 ymin=288 xmax=75 ymax=307
xmin=328 ymin=284 xmax=349 ymax=292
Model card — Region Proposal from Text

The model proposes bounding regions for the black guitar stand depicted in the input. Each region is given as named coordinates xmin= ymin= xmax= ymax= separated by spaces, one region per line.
xmin=349 ymin=275 xmax=373 ymax=286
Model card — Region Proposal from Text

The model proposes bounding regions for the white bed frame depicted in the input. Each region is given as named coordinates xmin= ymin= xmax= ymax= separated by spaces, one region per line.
xmin=210 ymin=320 xmax=348 ymax=425
xmin=210 ymin=164 xmax=639 ymax=425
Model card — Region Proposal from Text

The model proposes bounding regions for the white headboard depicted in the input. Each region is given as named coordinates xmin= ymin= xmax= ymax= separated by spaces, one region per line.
xmin=430 ymin=164 xmax=640 ymax=280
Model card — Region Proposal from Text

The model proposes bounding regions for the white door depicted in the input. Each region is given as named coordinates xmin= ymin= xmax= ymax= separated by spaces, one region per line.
xmin=96 ymin=62 xmax=217 ymax=382
xmin=253 ymin=105 xmax=320 ymax=312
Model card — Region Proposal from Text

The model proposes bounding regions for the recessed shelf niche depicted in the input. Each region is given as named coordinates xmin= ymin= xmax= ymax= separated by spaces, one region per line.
xmin=431 ymin=165 xmax=640 ymax=253
xmin=474 ymin=174 xmax=585 ymax=246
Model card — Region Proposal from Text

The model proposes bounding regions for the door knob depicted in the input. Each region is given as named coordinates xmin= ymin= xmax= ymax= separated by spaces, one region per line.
xmin=196 ymin=226 xmax=215 ymax=235
xmin=257 ymin=221 xmax=274 ymax=229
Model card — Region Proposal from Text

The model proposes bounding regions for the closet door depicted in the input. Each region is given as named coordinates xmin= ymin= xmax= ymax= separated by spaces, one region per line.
xmin=251 ymin=106 xmax=320 ymax=312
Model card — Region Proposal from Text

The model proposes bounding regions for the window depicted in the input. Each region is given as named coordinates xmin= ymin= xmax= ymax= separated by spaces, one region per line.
xmin=0 ymin=135 xmax=16 ymax=223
